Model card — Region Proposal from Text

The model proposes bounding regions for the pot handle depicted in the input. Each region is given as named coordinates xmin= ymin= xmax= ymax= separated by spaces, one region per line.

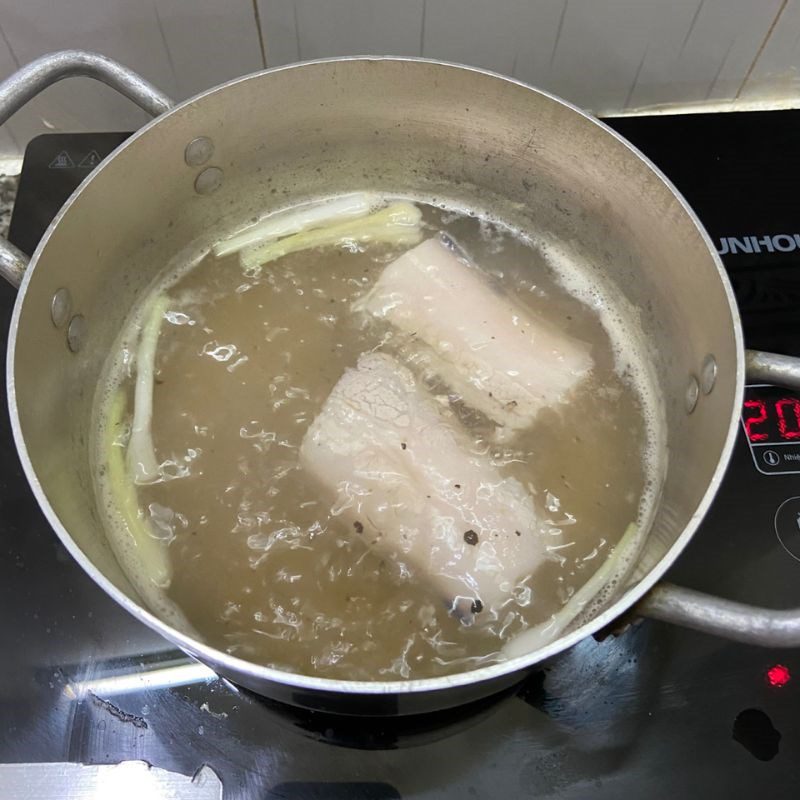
xmin=744 ymin=349 xmax=800 ymax=390
xmin=0 ymin=50 xmax=174 ymax=288
xmin=637 ymin=348 xmax=800 ymax=646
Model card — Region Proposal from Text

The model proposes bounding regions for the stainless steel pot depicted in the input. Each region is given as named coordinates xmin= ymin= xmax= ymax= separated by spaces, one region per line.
xmin=2 ymin=51 xmax=800 ymax=716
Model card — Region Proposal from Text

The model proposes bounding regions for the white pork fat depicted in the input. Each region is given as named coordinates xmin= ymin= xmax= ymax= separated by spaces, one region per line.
xmin=355 ymin=236 xmax=592 ymax=430
xmin=299 ymin=352 xmax=547 ymax=618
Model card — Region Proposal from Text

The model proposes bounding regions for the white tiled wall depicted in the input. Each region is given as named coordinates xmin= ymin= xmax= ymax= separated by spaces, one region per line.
xmin=0 ymin=0 xmax=264 ymax=157
xmin=0 ymin=0 xmax=798 ymax=157
xmin=258 ymin=0 xmax=794 ymax=112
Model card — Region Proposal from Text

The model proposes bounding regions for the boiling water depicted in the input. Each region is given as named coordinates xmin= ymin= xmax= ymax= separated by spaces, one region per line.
xmin=94 ymin=201 xmax=660 ymax=680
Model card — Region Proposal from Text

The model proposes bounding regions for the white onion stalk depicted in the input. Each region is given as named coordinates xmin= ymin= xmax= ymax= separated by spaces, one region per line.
xmin=106 ymin=391 xmax=171 ymax=588
xmin=213 ymin=192 xmax=383 ymax=258
xmin=240 ymin=201 xmax=423 ymax=270
xmin=127 ymin=294 xmax=169 ymax=484
xmin=502 ymin=521 xmax=640 ymax=659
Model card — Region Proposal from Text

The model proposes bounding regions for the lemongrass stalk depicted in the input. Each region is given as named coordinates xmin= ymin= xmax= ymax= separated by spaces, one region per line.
xmin=240 ymin=201 xmax=422 ymax=270
xmin=213 ymin=192 xmax=383 ymax=258
xmin=502 ymin=521 xmax=640 ymax=658
xmin=128 ymin=294 xmax=169 ymax=484
xmin=105 ymin=390 xmax=171 ymax=587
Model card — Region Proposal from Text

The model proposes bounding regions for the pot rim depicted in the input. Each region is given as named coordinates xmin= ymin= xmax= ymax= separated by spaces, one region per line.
xmin=6 ymin=55 xmax=745 ymax=696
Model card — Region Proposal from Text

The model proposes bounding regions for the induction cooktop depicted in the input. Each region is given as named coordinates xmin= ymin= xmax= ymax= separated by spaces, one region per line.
xmin=1 ymin=112 xmax=799 ymax=798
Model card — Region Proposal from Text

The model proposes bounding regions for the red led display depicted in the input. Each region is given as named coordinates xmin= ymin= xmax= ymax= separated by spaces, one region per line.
xmin=775 ymin=397 xmax=800 ymax=440
xmin=743 ymin=390 xmax=800 ymax=444
xmin=743 ymin=399 xmax=769 ymax=442
xmin=766 ymin=664 xmax=791 ymax=687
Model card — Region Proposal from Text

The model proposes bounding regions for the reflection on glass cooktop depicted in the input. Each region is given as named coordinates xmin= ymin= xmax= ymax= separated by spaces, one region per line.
xmin=1 ymin=116 xmax=800 ymax=798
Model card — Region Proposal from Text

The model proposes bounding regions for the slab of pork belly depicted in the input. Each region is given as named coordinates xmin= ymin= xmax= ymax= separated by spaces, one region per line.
xmin=355 ymin=236 xmax=592 ymax=430
xmin=299 ymin=352 xmax=546 ymax=618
